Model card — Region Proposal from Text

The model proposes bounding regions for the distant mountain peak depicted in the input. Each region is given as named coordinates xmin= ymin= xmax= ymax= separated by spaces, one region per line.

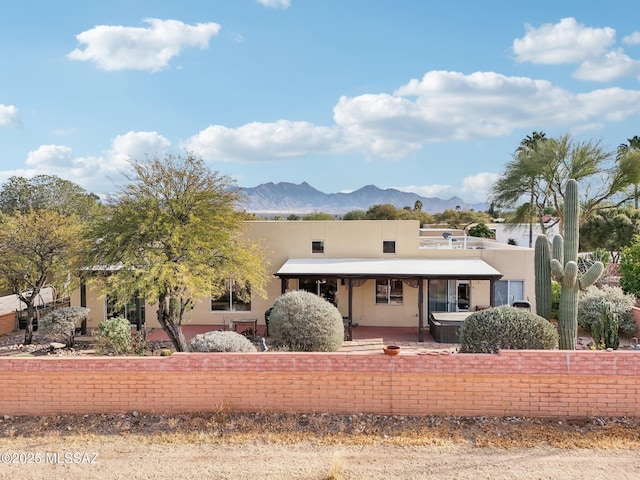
xmin=239 ymin=182 xmax=485 ymax=214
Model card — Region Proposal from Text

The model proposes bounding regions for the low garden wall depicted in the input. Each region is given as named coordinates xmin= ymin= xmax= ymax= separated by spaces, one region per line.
xmin=1 ymin=350 xmax=639 ymax=419
xmin=0 ymin=312 xmax=15 ymax=336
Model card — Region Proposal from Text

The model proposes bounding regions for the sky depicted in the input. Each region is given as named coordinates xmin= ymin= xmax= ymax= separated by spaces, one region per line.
xmin=2 ymin=1 xmax=640 ymax=204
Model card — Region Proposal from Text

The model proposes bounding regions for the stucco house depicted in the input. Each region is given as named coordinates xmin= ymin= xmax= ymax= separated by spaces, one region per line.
xmin=74 ymin=220 xmax=535 ymax=341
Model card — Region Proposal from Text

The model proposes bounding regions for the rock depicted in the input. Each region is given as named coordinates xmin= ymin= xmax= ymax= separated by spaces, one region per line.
xmin=50 ymin=342 xmax=66 ymax=350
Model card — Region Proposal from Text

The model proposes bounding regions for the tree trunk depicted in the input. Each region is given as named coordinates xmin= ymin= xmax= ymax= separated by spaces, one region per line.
xmin=157 ymin=296 xmax=189 ymax=352
xmin=23 ymin=302 xmax=35 ymax=345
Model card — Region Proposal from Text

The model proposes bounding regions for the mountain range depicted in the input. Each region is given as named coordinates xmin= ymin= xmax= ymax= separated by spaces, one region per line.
xmin=239 ymin=182 xmax=486 ymax=215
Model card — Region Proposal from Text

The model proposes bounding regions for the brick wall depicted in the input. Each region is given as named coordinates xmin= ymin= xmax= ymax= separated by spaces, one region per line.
xmin=1 ymin=350 xmax=639 ymax=418
xmin=0 ymin=312 xmax=15 ymax=336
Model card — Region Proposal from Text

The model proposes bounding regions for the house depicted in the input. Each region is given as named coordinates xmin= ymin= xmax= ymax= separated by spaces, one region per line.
xmin=73 ymin=220 xmax=535 ymax=341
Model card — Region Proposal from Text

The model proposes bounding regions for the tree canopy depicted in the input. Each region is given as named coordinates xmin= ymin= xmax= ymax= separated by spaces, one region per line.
xmin=580 ymin=206 xmax=640 ymax=263
xmin=0 ymin=175 xmax=99 ymax=218
xmin=86 ymin=153 xmax=269 ymax=352
xmin=492 ymin=133 xmax=636 ymax=236
xmin=434 ymin=208 xmax=491 ymax=231
xmin=0 ymin=209 xmax=86 ymax=344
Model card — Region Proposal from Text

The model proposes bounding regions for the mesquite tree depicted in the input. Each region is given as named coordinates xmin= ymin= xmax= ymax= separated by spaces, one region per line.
xmin=87 ymin=153 xmax=269 ymax=352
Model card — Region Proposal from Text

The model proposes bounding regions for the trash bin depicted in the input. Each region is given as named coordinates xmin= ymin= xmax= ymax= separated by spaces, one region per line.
xmin=264 ymin=308 xmax=272 ymax=337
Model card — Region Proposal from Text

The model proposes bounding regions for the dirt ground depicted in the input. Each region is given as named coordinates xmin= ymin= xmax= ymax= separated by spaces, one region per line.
xmin=1 ymin=413 xmax=639 ymax=480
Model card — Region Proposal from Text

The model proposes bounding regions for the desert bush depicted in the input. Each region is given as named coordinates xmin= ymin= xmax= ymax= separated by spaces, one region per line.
xmin=577 ymin=285 xmax=636 ymax=335
xmin=38 ymin=306 xmax=90 ymax=348
xmin=189 ymin=330 xmax=257 ymax=352
xmin=269 ymin=290 xmax=344 ymax=352
xmin=95 ymin=316 xmax=133 ymax=355
xmin=590 ymin=302 xmax=620 ymax=350
xmin=458 ymin=305 xmax=558 ymax=353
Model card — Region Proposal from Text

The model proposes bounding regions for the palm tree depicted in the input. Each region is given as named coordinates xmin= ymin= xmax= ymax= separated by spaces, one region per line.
xmin=617 ymin=136 xmax=640 ymax=208
xmin=492 ymin=132 xmax=547 ymax=247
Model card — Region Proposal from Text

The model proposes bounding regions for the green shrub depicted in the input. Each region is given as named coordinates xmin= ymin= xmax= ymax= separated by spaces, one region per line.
xmin=189 ymin=330 xmax=257 ymax=352
xmin=95 ymin=316 xmax=133 ymax=355
xmin=590 ymin=302 xmax=620 ymax=350
xmin=269 ymin=290 xmax=344 ymax=352
xmin=577 ymin=285 xmax=636 ymax=335
xmin=38 ymin=306 xmax=90 ymax=348
xmin=458 ymin=306 xmax=558 ymax=353
xmin=551 ymin=281 xmax=561 ymax=320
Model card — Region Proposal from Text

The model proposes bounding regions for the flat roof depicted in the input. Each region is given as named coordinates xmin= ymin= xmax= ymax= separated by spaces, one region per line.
xmin=276 ymin=258 xmax=502 ymax=279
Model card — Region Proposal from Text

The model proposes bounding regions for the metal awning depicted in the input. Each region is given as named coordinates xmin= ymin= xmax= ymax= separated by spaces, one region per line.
xmin=275 ymin=258 xmax=502 ymax=279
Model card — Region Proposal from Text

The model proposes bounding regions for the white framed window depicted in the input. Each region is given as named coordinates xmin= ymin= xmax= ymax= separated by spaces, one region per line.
xmin=211 ymin=279 xmax=252 ymax=311
xmin=494 ymin=280 xmax=524 ymax=306
xmin=312 ymin=240 xmax=324 ymax=254
xmin=376 ymin=278 xmax=403 ymax=305
xmin=383 ymin=240 xmax=396 ymax=254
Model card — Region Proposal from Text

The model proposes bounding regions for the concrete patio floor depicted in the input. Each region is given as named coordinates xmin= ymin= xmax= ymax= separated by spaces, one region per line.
xmin=145 ymin=324 xmax=458 ymax=353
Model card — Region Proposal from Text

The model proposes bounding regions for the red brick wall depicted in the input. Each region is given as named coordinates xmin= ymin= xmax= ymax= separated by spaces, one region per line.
xmin=1 ymin=350 xmax=639 ymax=418
xmin=0 ymin=312 xmax=15 ymax=336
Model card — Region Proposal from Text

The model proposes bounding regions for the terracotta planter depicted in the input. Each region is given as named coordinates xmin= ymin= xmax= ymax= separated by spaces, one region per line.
xmin=383 ymin=345 xmax=401 ymax=356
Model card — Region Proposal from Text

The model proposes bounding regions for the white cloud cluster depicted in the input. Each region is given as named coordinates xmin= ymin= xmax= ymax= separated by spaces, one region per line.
xmin=183 ymin=120 xmax=344 ymax=161
xmin=3 ymin=131 xmax=172 ymax=195
xmin=257 ymin=0 xmax=291 ymax=8
xmin=512 ymin=17 xmax=640 ymax=82
xmin=0 ymin=104 xmax=20 ymax=128
xmin=186 ymin=70 xmax=640 ymax=164
xmin=623 ymin=32 xmax=640 ymax=45
xmin=67 ymin=18 xmax=221 ymax=71
xmin=397 ymin=172 xmax=500 ymax=205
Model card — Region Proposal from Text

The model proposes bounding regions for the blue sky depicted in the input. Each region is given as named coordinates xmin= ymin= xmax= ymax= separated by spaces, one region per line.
xmin=2 ymin=1 xmax=640 ymax=203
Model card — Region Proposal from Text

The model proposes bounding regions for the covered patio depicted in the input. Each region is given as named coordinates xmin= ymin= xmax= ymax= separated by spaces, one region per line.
xmin=276 ymin=258 xmax=503 ymax=342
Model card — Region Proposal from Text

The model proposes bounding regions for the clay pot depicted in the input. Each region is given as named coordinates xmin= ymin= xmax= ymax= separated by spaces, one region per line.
xmin=383 ymin=345 xmax=401 ymax=356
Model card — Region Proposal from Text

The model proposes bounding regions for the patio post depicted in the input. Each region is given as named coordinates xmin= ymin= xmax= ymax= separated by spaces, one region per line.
xmin=347 ymin=278 xmax=353 ymax=341
xmin=418 ymin=278 xmax=424 ymax=342
xmin=489 ymin=279 xmax=495 ymax=306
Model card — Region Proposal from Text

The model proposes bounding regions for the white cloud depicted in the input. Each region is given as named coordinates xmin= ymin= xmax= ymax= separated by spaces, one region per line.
xmin=397 ymin=172 xmax=499 ymax=204
xmin=573 ymin=49 xmax=640 ymax=82
xmin=623 ymin=32 xmax=640 ymax=45
xmin=512 ymin=17 xmax=615 ymax=64
xmin=26 ymin=145 xmax=75 ymax=167
xmin=257 ymin=0 xmax=291 ymax=8
xmin=67 ymin=18 xmax=221 ymax=71
xmin=109 ymin=131 xmax=171 ymax=171
xmin=184 ymin=120 xmax=343 ymax=161
xmin=18 ymin=131 xmax=172 ymax=195
xmin=0 ymin=104 xmax=21 ymax=128
xmin=185 ymin=70 xmax=640 ymax=164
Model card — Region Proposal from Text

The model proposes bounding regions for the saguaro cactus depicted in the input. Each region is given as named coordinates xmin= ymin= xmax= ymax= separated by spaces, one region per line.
xmin=534 ymin=235 xmax=552 ymax=320
xmin=550 ymin=179 xmax=604 ymax=350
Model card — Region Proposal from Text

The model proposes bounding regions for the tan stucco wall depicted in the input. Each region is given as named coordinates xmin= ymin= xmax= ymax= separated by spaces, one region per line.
xmin=77 ymin=220 xmax=537 ymax=330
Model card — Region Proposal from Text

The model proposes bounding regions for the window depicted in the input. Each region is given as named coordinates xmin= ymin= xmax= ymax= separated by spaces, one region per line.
xmin=494 ymin=280 xmax=524 ymax=306
xmin=382 ymin=240 xmax=396 ymax=254
xmin=299 ymin=277 xmax=337 ymax=305
xmin=106 ymin=294 xmax=145 ymax=326
xmin=211 ymin=279 xmax=252 ymax=311
xmin=376 ymin=279 xmax=403 ymax=304
xmin=312 ymin=240 xmax=324 ymax=254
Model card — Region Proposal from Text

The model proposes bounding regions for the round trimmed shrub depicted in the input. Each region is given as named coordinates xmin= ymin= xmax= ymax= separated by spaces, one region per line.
xmin=95 ymin=316 xmax=133 ymax=355
xmin=38 ymin=306 xmax=90 ymax=347
xmin=578 ymin=285 xmax=636 ymax=335
xmin=189 ymin=330 xmax=257 ymax=353
xmin=458 ymin=306 xmax=558 ymax=353
xmin=269 ymin=290 xmax=344 ymax=352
